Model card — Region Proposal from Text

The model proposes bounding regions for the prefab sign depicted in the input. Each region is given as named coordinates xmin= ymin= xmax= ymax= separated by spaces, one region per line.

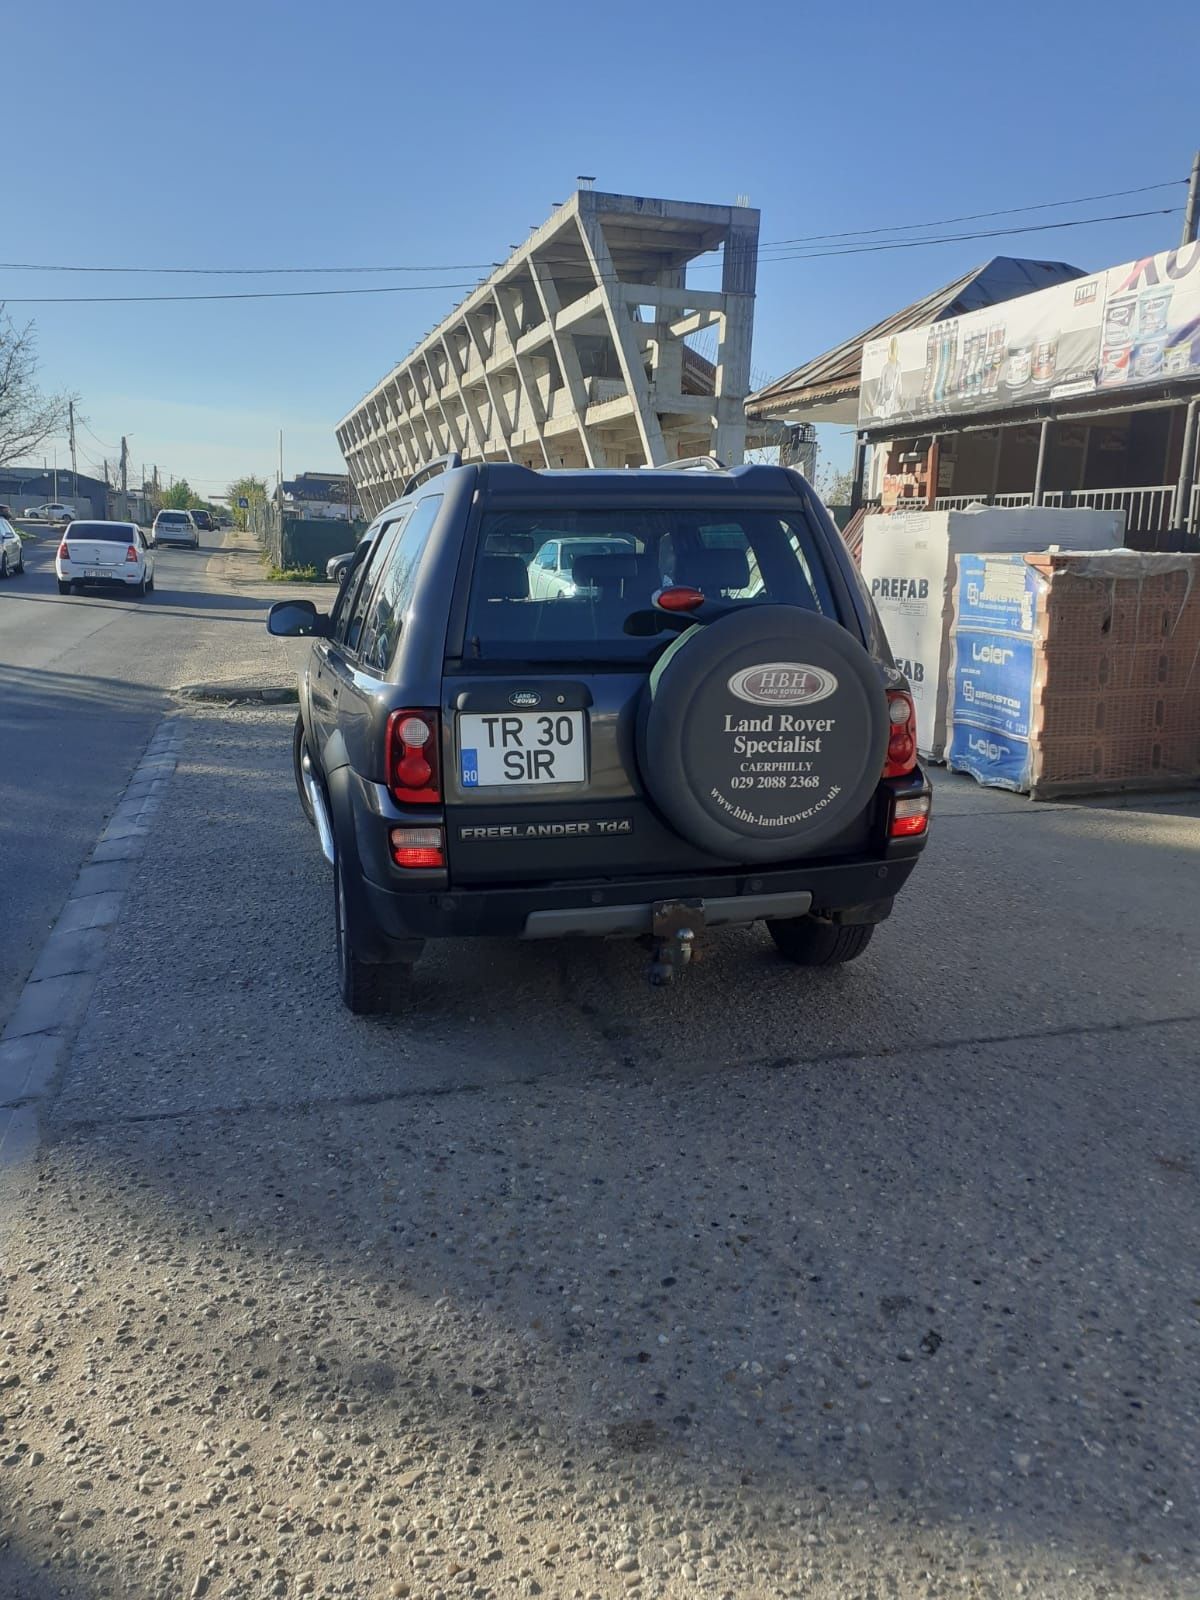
xmin=859 ymin=241 xmax=1200 ymax=428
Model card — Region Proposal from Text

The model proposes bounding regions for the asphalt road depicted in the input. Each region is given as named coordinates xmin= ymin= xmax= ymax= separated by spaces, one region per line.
xmin=0 ymin=529 xmax=313 ymax=1029
xmin=1 ymin=551 xmax=1198 ymax=1598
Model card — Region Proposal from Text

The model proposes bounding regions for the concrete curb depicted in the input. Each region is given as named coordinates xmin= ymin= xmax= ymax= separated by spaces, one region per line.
xmin=0 ymin=717 xmax=185 ymax=1182
xmin=175 ymin=683 xmax=298 ymax=704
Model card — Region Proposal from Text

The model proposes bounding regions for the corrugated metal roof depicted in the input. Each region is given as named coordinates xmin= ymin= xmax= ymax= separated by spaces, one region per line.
xmin=746 ymin=256 xmax=1086 ymax=419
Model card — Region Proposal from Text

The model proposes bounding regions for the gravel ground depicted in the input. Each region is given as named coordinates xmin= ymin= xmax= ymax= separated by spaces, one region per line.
xmin=1 ymin=706 xmax=1197 ymax=1600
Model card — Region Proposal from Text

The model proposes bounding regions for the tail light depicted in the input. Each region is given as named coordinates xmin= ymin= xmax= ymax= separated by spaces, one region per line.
xmin=125 ymin=545 xmax=139 ymax=562
xmin=389 ymin=826 xmax=444 ymax=868
xmin=890 ymin=792 xmax=930 ymax=838
xmin=386 ymin=709 xmax=441 ymax=805
xmin=883 ymin=690 xmax=917 ymax=778
xmin=57 ymin=542 xmax=70 ymax=560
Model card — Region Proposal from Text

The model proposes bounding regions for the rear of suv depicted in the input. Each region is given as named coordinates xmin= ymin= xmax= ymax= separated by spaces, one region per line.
xmin=268 ymin=457 xmax=929 ymax=1013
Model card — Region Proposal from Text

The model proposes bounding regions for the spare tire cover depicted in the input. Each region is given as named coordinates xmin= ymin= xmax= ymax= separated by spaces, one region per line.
xmin=638 ymin=605 xmax=889 ymax=863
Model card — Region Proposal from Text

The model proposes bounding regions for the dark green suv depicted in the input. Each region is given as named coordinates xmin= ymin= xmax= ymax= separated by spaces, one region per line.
xmin=268 ymin=457 xmax=929 ymax=1012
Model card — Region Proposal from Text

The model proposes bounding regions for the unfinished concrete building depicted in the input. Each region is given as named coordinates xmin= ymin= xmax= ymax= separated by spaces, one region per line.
xmin=337 ymin=190 xmax=762 ymax=517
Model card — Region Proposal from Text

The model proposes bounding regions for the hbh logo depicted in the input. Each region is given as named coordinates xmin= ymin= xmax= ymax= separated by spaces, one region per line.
xmin=727 ymin=663 xmax=838 ymax=706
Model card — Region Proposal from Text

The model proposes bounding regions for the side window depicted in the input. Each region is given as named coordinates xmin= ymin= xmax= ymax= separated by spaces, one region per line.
xmin=358 ymin=495 xmax=444 ymax=672
xmin=334 ymin=520 xmax=399 ymax=649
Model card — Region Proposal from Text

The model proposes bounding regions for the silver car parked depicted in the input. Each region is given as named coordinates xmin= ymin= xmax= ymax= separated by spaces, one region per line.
xmin=0 ymin=517 xmax=24 ymax=578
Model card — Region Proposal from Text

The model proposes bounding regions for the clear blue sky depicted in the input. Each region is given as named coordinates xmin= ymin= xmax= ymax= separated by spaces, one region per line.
xmin=5 ymin=0 xmax=1198 ymax=496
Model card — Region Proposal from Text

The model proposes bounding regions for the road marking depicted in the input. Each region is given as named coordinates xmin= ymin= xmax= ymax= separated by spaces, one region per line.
xmin=0 ymin=716 xmax=184 ymax=1187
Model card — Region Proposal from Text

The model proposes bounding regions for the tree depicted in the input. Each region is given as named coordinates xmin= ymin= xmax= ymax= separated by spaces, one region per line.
xmin=161 ymin=479 xmax=197 ymax=509
xmin=0 ymin=307 xmax=73 ymax=468
xmin=227 ymin=475 xmax=268 ymax=530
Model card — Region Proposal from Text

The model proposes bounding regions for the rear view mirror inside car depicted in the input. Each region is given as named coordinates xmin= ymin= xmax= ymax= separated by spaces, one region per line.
xmin=267 ymin=599 xmax=328 ymax=637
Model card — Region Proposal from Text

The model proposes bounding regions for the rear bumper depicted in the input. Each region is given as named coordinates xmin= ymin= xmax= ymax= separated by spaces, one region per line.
xmin=57 ymin=566 xmax=143 ymax=584
xmin=363 ymin=848 xmax=922 ymax=942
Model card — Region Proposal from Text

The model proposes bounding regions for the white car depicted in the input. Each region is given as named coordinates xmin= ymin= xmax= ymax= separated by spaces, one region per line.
xmin=56 ymin=520 xmax=156 ymax=597
xmin=153 ymin=508 xmax=200 ymax=549
xmin=526 ymin=535 xmax=640 ymax=599
xmin=0 ymin=517 xmax=24 ymax=578
xmin=29 ymin=502 xmax=77 ymax=523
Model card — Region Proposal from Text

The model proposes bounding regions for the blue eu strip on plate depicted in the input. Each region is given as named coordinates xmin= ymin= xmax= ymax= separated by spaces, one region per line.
xmin=461 ymin=748 xmax=479 ymax=787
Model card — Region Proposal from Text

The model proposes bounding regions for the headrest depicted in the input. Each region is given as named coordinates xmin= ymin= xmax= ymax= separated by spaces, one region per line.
xmin=572 ymin=553 xmax=640 ymax=585
xmin=676 ymin=547 xmax=750 ymax=592
xmin=478 ymin=554 xmax=529 ymax=600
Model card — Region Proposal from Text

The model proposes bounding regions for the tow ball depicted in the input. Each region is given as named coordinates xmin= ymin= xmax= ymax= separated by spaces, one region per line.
xmin=647 ymin=899 xmax=705 ymax=986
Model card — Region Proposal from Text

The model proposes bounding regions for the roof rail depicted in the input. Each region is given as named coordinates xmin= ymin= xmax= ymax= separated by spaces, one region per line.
xmin=643 ymin=454 xmax=728 ymax=473
xmin=400 ymin=452 xmax=463 ymax=497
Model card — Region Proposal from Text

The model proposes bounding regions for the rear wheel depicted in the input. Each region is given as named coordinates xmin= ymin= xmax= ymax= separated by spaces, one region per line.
xmin=0 ymin=552 xmax=8 ymax=578
xmin=57 ymin=579 xmax=72 ymax=595
xmin=137 ymin=573 xmax=148 ymax=597
xmin=334 ymin=857 xmax=413 ymax=1015
xmin=768 ymin=916 xmax=875 ymax=967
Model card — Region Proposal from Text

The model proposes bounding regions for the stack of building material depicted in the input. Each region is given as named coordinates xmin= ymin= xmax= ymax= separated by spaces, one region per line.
xmin=859 ymin=507 xmax=1122 ymax=761
xmin=947 ymin=551 xmax=1200 ymax=797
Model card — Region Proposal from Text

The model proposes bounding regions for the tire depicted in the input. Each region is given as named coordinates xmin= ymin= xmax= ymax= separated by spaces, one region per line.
xmin=15 ymin=555 xmax=23 ymax=574
xmin=768 ymin=916 xmax=875 ymax=967
xmin=137 ymin=573 xmax=148 ymax=597
xmin=334 ymin=560 xmax=351 ymax=586
xmin=334 ymin=857 xmax=412 ymax=1015
xmin=146 ymin=570 xmax=155 ymax=592
xmin=637 ymin=605 xmax=890 ymax=864
xmin=57 ymin=579 xmax=72 ymax=595
xmin=0 ymin=552 xmax=8 ymax=578
xmin=293 ymin=713 xmax=316 ymax=827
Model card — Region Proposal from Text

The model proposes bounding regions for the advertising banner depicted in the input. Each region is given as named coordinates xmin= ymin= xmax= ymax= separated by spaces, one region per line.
xmin=859 ymin=242 xmax=1200 ymax=428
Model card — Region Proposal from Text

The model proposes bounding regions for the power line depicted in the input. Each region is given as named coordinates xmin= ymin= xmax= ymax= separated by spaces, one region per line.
xmin=761 ymin=179 xmax=1186 ymax=247
xmin=0 ymin=179 xmax=1185 ymax=280
xmin=0 ymin=205 xmax=1180 ymax=305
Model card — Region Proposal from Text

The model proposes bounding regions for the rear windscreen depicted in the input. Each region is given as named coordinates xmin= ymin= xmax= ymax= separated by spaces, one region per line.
xmin=67 ymin=523 xmax=135 ymax=541
xmin=462 ymin=507 xmax=838 ymax=662
xmin=158 ymin=512 xmax=188 ymax=523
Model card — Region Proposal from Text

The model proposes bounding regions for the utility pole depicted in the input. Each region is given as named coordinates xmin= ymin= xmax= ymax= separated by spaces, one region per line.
xmin=68 ymin=400 xmax=78 ymax=503
xmin=120 ymin=436 xmax=129 ymax=521
xmin=1183 ymin=150 xmax=1200 ymax=247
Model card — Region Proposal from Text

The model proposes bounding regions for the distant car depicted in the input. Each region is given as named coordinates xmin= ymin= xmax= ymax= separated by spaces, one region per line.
xmin=153 ymin=509 xmax=200 ymax=549
xmin=0 ymin=517 xmax=24 ymax=578
xmin=56 ymin=520 xmax=155 ymax=596
xmin=527 ymin=535 xmax=640 ymax=600
xmin=190 ymin=509 xmax=215 ymax=533
xmin=0 ymin=504 xmax=14 ymax=520
xmin=30 ymin=502 xmax=77 ymax=524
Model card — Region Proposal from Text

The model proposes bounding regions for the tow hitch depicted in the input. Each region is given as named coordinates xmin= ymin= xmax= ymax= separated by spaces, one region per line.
xmin=647 ymin=899 xmax=704 ymax=985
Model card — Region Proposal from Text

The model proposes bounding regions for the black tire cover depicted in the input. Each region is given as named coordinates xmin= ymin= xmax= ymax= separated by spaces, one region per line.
xmin=638 ymin=605 xmax=889 ymax=863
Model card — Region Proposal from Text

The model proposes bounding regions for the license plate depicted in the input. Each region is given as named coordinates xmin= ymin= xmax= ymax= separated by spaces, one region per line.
xmin=84 ymin=567 xmax=111 ymax=577
xmin=459 ymin=711 xmax=587 ymax=787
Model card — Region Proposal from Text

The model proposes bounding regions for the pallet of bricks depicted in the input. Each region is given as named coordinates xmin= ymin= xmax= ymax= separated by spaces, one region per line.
xmin=946 ymin=550 xmax=1200 ymax=798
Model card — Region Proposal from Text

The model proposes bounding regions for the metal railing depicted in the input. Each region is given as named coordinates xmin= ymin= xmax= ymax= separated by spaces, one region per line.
xmin=933 ymin=484 xmax=1186 ymax=535
xmin=1065 ymin=485 xmax=1174 ymax=534
xmin=933 ymin=492 xmax=1033 ymax=511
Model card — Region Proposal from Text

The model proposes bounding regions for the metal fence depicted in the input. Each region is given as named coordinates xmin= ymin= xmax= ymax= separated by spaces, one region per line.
xmin=933 ymin=483 xmax=1193 ymax=540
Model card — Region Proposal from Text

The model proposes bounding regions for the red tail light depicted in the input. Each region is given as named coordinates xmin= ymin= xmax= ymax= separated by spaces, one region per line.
xmin=389 ymin=826 xmax=445 ymax=868
xmin=57 ymin=542 xmax=69 ymax=559
xmin=386 ymin=709 xmax=441 ymax=805
xmin=889 ymin=793 xmax=930 ymax=837
xmin=883 ymin=690 xmax=918 ymax=778
xmin=125 ymin=545 xmax=138 ymax=562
